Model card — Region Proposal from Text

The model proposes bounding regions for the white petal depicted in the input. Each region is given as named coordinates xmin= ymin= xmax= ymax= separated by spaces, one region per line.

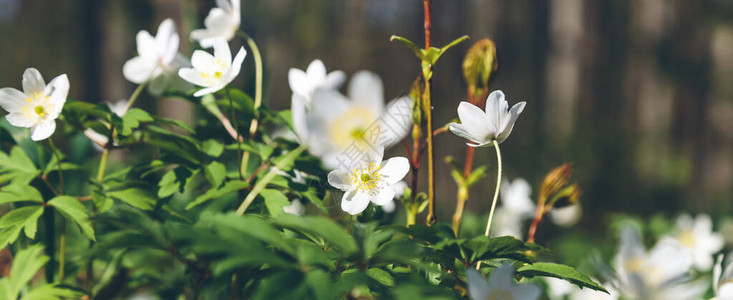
xmin=193 ymin=85 xmax=224 ymax=97
xmin=191 ymin=50 xmax=216 ymax=74
xmin=324 ymin=70 xmax=346 ymax=90
xmin=178 ymin=68 xmax=209 ymax=87
xmin=391 ymin=181 xmax=408 ymax=197
xmin=341 ymin=190 xmax=370 ymax=215
xmin=377 ymin=96 xmax=412 ymax=148
xmin=44 ymin=74 xmax=69 ymax=117
xmin=0 ymin=88 xmax=28 ymax=112
xmin=225 ymin=46 xmax=247 ymax=84
xmin=22 ymin=68 xmax=45 ymax=94
xmin=327 ymin=169 xmax=352 ymax=191
xmin=488 ymin=264 xmax=515 ymax=287
xmin=306 ymin=89 xmax=352 ymax=150
xmin=449 ymin=123 xmax=478 ymax=142
xmin=123 ymin=56 xmax=156 ymax=84
xmin=485 ymin=90 xmax=505 ymax=131
xmin=148 ymin=72 xmax=171 ymax=96
xmin=496 ymin=101 xmax=525 ymax=144
xmin=348 ymin=71 xmax=384 ymax=116
xmin=288 ymin=68 xmax=310 ymax=98
xmin=379 ymin=200 xmax=396 ymax=213
xmin=213 ymin=38 xmax=232 ymax=65
xmin=6 ymin=113 xmax=34 ymax=128
xmin=136 ymin=30 xmax=156 ymax=59
xmin=156 ymin=19 xmax=179 ymax=64
xmin=291 ymin=94 xmax=309 ymax=142
xmin=372 ymin=188 xmax=395 ymax=205
xmin=216 ymin=0 xmax=232 ymax=11
xmin=378 ymin=157 xmax=409 ymax=185
xmin=190 ymin=29 xmax=217 ymax=48
xmin=457 ymin=101 xmax=492 ymax=141
xmin=510 ymin=284 xmax=541 ymax=300
xmin=719 ymin=283 xmax=733 ymax=299
xmin=30 ymin=120 xmax=56 ymax=141
xmin=306 ymin=59 xmax=327 ymax=83
xmin=466 ymin=269 xmax=491 ymax=300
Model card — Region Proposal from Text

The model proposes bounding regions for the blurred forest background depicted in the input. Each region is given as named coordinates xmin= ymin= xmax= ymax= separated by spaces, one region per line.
xmin=1 ymin=0 xmax=732 ymax=240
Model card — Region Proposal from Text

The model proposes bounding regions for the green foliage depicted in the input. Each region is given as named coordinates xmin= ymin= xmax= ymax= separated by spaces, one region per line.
xmin=0 ymin=245 xmax=82 ymax=300
xmin=517 ymin=262 xmax=607 ymax=293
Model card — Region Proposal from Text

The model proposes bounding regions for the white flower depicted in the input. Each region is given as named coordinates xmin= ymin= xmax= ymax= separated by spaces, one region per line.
xmin=449 ymin=90 xmax=525 ymax=147
xmin=549 ymin=204 xmax=582 ymax=227
xmin=379 ymin=180 xmax=407 ymax=213
xmin=283 ymin=200 xmax=305 ymax=216
xmin=190 ymin=0 xmax=241 ymax=48
xmin=123 ymin=18 xmax=189 ymax=94
xmin=327 ymin=149 xmax=409 ymax=215
xmin=713 ymin=254 xmax=733 ymax=300
xmin=289 ymin=59 xmax=345 ymax=142
xmin=178 ymin=38 xmax=246 ymax=97
xmin=613 ymin=226 xmax=706 ymax=300
xmin=0 ymin=68 xmax=69 ymax=141
xmin=671 ymin=213 xmax=723 ymax=271
xmin=491 ymin=177 xmax=534 ymax=239
xmin=306 ymin=71 xmax=411 ymax=169
xmin=466 ymin=266 xmax=540 ymax=300
xmin=84 ymin=99 xmax=129 ymax=151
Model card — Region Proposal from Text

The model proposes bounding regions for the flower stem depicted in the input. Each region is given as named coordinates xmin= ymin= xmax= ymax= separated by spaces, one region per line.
xmin=476 ymin=139 xmax=502 ymax=270
xmin=58 ymin=220 xmax=66 ymax=282
xmin=225 ymin=88 xmax=244 ymax=180
xmin=237 ymin=31 xmax=264 ymax=176
xmin=236 ymin=145 xmax=307 ymax=216
xmin=527 ymin=200 xmax=547 ymax=244
xmin=452 ymin=146 xmax=475 ymax=235
xmin=48 ymin=138 xmax=65 ymax=195
xmin=423 ymin=0 xmax=436 ymax=224
xmin=96 ymin=82 xmax=147 ymax=182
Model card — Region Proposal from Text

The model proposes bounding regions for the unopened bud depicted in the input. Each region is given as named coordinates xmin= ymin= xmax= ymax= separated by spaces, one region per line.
xmin=409 ymin=77 xmax=425 ymax=126
xmin=540 ymin=163 xmax=572 ymax=201
xmin=462 ymin=39 xmax=497 ymax=102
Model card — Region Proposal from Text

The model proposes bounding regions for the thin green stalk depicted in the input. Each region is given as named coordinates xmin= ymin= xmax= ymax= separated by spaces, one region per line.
xmin=236 ymin=145 xmax=307 ymax=215
xmin=48 ymin=138 xmax=65 ymax=195
xmin=423 ymin=0 xmax=436 ymax=224
xmin=225 ymin=88 xmax=244 ymax=180
xmin=58 ymin=220 xmax=66 ymax=282
xmin=237 ymin=31 xmax=264 ymax=175
xmin=96 ymin=82 xmax=147 ymax=182
xmin=476 ymin=139 xmax=502 ymax=270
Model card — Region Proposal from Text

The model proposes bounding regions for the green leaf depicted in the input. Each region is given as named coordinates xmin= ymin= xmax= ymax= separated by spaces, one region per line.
xmin=367 ymin=268 xmax=395 ymax=287
xmin=202 ymin=139 xmax=224 ymax=157
xmin=152 ymin=116 xmax=195 ymax=134
xmin=106 ymin=188 xmax=157 ymax=211
xmin=5 ymin=244 xmax=48 ymax=299
xmin=48 ymin=196 xmax=95 ymax=241
xmin=0 ymin=146 xmax=39 ymax=184
xmin=0 ymin=184 xmax=43 ymax=205
xmin=464 ymin=236 xmax=534 ymax=264
xmin=186 ymin=180 xmax=249 ymax=210
xmin=390 ymin=35 xmax=424 ymax=61
xmin=204 ymin=161 xmax=227 ymax=188
xmin=262 ymin=189 xmax=289 ymax=217
xmin=0 ymin=206 xmax=44 ymax=248
xmin=20 ymin=284 xmax=84 ymax=300
xmin=517 ymin=262 xmax=608 ymax=293
xmin=465 ymin=165 xmax=488 ymax=187
xmin=120 ymin=108 xmax=153 ymax=136
xmin=273 ymin=215 xmax=358 ymax=255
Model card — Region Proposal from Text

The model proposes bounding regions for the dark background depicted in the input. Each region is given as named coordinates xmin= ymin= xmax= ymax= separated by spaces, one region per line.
xmin=1 ymin=0 xmax=732 ymax=235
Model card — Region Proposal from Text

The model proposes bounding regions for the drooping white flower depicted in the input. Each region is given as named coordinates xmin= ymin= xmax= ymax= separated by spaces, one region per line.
xmin=190 ymin=0 xmax=241 ymax=48
xmin=327 ymin=148 xmax=409 ymax=215
xmin=466 ymin=266 xmax=540 ymax=300
xmin=713 ymin=254 xmax=733 ymax=300
xmin=492 ymin=177 xmax=535 ymax=239
xmin=0 ymin=68 xmax=68 ymax=141
xmin=123 ymin=18 xmax=189 ymax=95
xmin=449 ymin=90 xmax=525 ymax=147
xmin=289 ymin=59 xmax=345 ymax=142
xmin=178 ymin=38 xmax=246 ymax=97
xmin=282 ymin=199 xmax=305 ymax=216
xmin=613 ymin=226 xmax=706 ymax=300
xmin=671 ymin=213 xmax=724 ymax=271
xmin=549 ymin=204 xmax=582 ymax=227
xmin=306 ymin=71 xmax=411 ymax=169
xmin=84 ymin=99 xmax=129 ymax=151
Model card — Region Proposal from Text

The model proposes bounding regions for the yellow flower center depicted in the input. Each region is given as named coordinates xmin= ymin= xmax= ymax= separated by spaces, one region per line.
xmin=34 ymin=105 xmax=45 ymax=116
xmin=487 ymin=288 xmax=514 ymax=300
xmin=350 ymin=162 xmax=381 ymax=195
xmin=329 ymin=106 xmax=377 ymax=149
xmin=213 ymin=71 xmax=223 ymax=79
xmin=678 ymin=230 xmax=695 ymax=247
xmin=21 ymin=92 xmax=53 ymax=122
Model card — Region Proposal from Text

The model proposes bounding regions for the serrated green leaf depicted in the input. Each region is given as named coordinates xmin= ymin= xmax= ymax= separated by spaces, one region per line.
xmin=202 ymin=139 xmax=224 ymax=157
xmin=262 ymin=189 xmax=289 ymax=217
xmin=19 ymin=284 xmax=84 ymax=300
xmin=186 ymin=180 xmax=249 ymax=210
xmin=204 ymin=161 xmax=227 ymax=188
xmin=48 ymin=196 xmax=95 ymax=241
xmin=273 ymin=215 xmax=358 ymax=255
xmin=517 ymin=262 xmax=608 ymax=293
xmin=106 ymin=188 xmax=156 ymax=211
xmin=0 ymin=184 xmax=43 ymax=205
xmin=0 ymin=206 xmax=44 ymax=248
xmin=464 ymin=236 xmax=534 ymax=264
xmin=5 ymin=244 xmax=48 ymax=299
xmin=120 ymin=108 xmax=153 ymax=136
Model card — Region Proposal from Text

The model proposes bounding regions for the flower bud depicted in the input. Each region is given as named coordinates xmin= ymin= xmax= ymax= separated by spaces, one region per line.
xmin=539 ymin=163 xmax=572 ymax=201
xmin=462 ymin=39 xmax=498 ymax=103
xmin=409 ymin=76 xmax=425 ymax=126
